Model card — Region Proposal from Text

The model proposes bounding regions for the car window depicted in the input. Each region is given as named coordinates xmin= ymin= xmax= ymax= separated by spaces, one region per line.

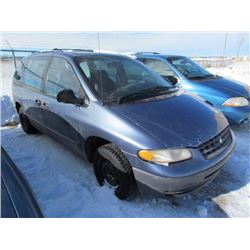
xmin=45 ymin=57 xmax=82 ymax=98
xmin=21 ymin=56 xmax=48 ymax=90
xmin=18 ymin=57 xmax=28 ymax=77
xmin=76 ymin=56 xmax=174 ymax=103
xmin=167 ymin=56 xmax=213 ymax=79
xmin=143 ymin=58 xmax=177 ymax=77
xmin=80 ymin=61 xmax=91 ymax=78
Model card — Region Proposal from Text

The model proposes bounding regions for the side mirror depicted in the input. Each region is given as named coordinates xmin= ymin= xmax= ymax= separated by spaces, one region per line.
xmin=57 ymin=89 xmax=86 ymax=106
xmin=14 ymin=71 xmax=21 ymax=80
xmin=162 ymin=75 xmax=179 ymax=85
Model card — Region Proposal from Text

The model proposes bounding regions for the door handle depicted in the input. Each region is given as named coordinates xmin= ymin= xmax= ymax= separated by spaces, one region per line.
xmin=35 ymin=99 xmax=41 ymax=106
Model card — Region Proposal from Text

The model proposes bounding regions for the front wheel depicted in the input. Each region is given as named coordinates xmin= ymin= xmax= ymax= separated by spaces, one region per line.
xmin=94 ymin=143 xmax=136 ymax=200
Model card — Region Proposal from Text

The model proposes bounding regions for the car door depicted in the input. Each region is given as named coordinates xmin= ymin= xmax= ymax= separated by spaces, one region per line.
xmin=17 ymin=56 xmax=50 ymax=131
xmin=40 ymin=56 xmax=87 ymax=155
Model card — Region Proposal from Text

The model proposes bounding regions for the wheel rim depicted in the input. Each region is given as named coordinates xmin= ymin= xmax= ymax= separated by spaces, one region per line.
xmin=101 ymin=160 xmax=120 ymax=188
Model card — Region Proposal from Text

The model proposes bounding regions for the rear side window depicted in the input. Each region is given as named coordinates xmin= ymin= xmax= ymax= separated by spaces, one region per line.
xmin=17 ymin=58 xmax=28 ymax=77
xmin=22 ymin=56 xmax=48 ymax=90
xmin=45 ymin=57 xmax=82 ymax=97
xmin=144 ymin=59 xmax=177 ymax=77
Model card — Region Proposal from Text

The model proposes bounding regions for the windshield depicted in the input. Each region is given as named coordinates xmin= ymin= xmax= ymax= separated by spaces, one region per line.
xmin=167 ymin=56 xmax=214 ymax=79
xmin=75 ymin=56 xmax=175 ymax=104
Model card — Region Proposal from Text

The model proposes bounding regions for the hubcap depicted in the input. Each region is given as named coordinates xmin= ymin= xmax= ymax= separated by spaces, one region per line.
xmin=101 ymin=160 xmax=119 ymax=187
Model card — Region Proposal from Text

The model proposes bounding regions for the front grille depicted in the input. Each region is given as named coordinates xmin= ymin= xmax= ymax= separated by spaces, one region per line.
xmin=199 ymin=126 xmax=232 ymax=159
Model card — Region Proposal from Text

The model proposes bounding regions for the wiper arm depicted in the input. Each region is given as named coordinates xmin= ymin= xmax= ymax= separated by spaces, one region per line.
xmin=118 ymin=86 xmax=177 ymax=104
xmin=189 ymin=74 xmax=215 ymax=79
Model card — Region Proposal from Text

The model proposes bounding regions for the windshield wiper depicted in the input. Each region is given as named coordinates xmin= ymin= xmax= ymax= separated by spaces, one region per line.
xmin=118 ymin=86 xmax=177 ymax=104
xmin=188 ymin=74 xmax=215 ymax=80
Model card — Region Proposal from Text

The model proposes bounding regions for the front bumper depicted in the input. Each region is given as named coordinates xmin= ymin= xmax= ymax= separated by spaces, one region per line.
xmin=129 ymin=130 xmax=235 ymax=195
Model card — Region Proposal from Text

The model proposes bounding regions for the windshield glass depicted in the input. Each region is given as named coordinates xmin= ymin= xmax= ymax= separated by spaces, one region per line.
xmin=167 ymin=56 xmax=214 ymax=79
xmin=75 ymin=56 xmax=174 ymax=103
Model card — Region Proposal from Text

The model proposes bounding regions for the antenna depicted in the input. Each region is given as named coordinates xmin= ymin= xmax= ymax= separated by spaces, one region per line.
xmin=97 ymin=32 xmax=104 ymax=103
xmin=5 ymin=40 xmax=17 ymax=69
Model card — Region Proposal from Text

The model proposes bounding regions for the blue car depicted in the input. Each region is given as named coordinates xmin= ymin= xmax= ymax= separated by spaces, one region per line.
xmin=13 ymin=49 xmax=235 ymax=199
xmin=1 ymin=147 xmax=43 ymax=218
xmin=135 ymin=52 xmax=250 ymax=125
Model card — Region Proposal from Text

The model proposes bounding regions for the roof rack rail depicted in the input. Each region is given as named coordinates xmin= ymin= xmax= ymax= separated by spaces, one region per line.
xmin=135 ymin=51 xmax=160 ymax=55
xmin=52 ymin=48 xmax=94 ymax=53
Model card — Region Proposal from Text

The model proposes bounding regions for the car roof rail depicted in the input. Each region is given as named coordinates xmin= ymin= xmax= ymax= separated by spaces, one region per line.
xmin=135 ymin=51 xmax=160 ymax=55
xmin=52 ymin=48 xmax=94 ymax=53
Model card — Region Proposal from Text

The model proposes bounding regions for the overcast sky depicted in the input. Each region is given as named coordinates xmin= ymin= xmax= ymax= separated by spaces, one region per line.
xmin=1 ymin=32 xmax=249 ymax=57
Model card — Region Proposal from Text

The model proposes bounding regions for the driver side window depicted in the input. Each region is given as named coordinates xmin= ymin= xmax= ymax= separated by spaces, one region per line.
xmin=45 ymin=57 xmax=83 ymax=98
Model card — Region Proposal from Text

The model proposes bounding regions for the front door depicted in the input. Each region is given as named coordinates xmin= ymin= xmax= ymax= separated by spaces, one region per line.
xmin=40 ymin=56 xmax=87 ymax=155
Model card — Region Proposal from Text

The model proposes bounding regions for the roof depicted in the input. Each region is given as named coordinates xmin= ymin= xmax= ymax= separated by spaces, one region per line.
xmin=135 ymin=52 xmax=185 ymax=59
xmin=29 ymin=49 xmax=127 ymax=59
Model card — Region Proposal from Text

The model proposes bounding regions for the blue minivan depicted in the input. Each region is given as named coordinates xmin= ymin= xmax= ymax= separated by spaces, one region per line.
xmin=135 ymin=52 xmax=250 ymax=125
xmin=13 ymin=49 xmax=235 ymax=199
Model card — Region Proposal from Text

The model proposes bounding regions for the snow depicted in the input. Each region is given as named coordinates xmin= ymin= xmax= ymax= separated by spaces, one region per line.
xmin=209 ymin=61 xmax=250 ymax=86
xmin=1 ymin=60 xmax=250 ymax=217
xmin=1 ymin=95 xmax=19 ymax=126
xmin=1 ymin=60 xmax=20 ymax=126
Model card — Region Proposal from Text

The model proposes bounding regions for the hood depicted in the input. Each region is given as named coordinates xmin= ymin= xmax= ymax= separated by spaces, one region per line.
xmin=111 ymin=93 xmax=228 ymax=148
xmin=192 ymin=77 xmax=249 ymax=98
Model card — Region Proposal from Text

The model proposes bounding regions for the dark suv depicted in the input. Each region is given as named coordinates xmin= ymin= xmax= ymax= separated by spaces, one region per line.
xmin=12 ymin=49 xmax=235 ymax=199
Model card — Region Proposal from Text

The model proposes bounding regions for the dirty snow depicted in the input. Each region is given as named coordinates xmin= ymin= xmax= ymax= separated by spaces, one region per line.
xmin=0 ymin=60 xmax=250 ymax=218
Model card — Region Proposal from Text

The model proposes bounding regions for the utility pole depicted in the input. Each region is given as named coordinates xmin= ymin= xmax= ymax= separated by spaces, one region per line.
xmin=222 ymin=32 xmax=228 ymax=66
xmin=236 ymin=36 xmax=245 ymax=62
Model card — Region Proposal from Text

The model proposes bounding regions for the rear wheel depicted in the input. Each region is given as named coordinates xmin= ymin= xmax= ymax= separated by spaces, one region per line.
xmin=19 ymin=107 xmax=37 ymax=134
xmin=94 ymin=143 xmax=136 ymax=200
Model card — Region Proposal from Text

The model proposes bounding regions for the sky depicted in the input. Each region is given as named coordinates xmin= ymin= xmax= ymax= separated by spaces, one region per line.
xmin=1 ymin=32 xmax=249 ymax=57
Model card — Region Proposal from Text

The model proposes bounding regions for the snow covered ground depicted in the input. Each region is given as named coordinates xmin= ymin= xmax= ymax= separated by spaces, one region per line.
xmin=209 ymin=61 xmax=250 ymax=86
xmin=1 ymin=60 xmax=250 ymax=218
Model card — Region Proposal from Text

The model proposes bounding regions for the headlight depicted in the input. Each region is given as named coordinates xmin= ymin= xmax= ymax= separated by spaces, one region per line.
xmin=138 ymin=148 xmax=192 ymax=166
xmin=223 ymin=97 xmax=249 ymax=107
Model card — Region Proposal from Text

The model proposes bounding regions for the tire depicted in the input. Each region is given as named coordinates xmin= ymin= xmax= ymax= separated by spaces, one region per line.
xmin=19 ymin=107 xmax=37 ymax=134
xmin=94 ymin=143 xmax=136 ymax=200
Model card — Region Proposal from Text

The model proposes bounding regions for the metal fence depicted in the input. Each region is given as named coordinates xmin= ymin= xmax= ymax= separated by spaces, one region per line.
xmin=193 ymin=57 xmax=249 ymax=68
xmin=193 ymin=58 xmax=233 ymax=68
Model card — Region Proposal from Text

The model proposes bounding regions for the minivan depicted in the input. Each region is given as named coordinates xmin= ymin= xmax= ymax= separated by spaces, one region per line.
xmin=135 ymin=52 xmax=250 ymax=125
xmin=13 ymin=49 xmax=235 ymax=199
